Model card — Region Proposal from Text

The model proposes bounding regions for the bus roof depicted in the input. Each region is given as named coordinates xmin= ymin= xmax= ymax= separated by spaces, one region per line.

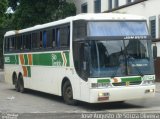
xmin=4 ymin=13 xmax=146 ymax=37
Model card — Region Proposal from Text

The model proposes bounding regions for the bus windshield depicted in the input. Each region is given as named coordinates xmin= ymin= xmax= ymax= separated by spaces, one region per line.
xmin=73 ymin=21 xmax=154 ymax=79
xmin=90 ymin=39 xmax=154 ymax=77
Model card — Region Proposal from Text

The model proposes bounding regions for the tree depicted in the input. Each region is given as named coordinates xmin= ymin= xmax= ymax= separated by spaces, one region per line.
xmin=0 ymin=0 xmax=8 ymax=68
xmin=11 ymin=0 xmax=76 ymax=29
xmin=8 ymin=0 xmax=19 ymax=11
xmin=0 ymin=0 xmax=8 ymax=24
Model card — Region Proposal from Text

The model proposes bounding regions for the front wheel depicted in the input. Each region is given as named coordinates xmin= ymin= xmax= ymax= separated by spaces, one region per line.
xmin=62 ymin=81 xmax=77 ymax=105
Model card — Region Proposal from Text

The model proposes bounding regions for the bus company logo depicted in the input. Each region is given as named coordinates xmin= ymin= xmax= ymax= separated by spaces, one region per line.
xmin=5 ymin=57 xmax=10 ymax=63
xmin=51 ymin=53 xmax=62 ymax=66
xmin=51 ymin=54 xmax=57 ymax=60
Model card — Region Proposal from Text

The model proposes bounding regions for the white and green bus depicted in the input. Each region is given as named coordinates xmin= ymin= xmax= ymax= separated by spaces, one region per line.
xmin=4 ymin=13 xmax=155 ymax=105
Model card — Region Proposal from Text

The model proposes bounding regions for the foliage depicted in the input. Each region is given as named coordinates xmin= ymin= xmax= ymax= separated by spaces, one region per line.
xmin=0 ymin=0 xmax=8 ymax=24
xmin=0 ymin=0 xmax=8 ymax=67
xmin=11 ymin=0 xmax=76 ymax=29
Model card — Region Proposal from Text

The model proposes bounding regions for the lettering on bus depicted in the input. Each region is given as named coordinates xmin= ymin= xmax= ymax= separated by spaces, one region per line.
xmin=51 ymin=53 xmax=62 ymax=66
xmin=5 ymin=57 xmax=10 ymax=63
xmin=124 ymin=35 xmax=147 ymax=40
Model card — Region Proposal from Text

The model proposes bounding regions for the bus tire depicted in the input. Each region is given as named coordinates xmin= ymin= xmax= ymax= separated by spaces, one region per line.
xmin=15 ymin=80 xmax=20 ymax=92
xmin=62 ymin=81 xmax=77 ymax=105
xmin=18 ymin=74 xmax=25 ymax=93
xmin=12 ymin=72 xmax=17 ymax=85
xmin=12 ymin=73 xmax=19 ymax=92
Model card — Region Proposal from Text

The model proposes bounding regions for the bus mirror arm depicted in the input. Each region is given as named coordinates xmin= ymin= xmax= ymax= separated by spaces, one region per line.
xmin=153 ymin=46 xmax=157 ymax=59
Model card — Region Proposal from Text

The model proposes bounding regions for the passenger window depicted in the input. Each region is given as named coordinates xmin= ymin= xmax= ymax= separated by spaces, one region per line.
xmin=4 ymin=38 xmax=9 ymax=52
xmin=16 ymin=36 xmax=23 ymax=50
xmin=46 ymin=29 xmax=54 ymax=48
xmin=24 ymin=34 xmax=31 ymax=50
xmin=43 ymin=31 xmax=47 ymax=48
xmin=60 ymin=26 xmax=70 ymax=47
xmin=9 ymin=37 xmax=16 ymax=51
xmin=56 ymin=28 xmax=60 ymax=48
xmin=52 ymin=29 xmax=56 ymax=48
xmin=32 ymin=32 xmax=40 ymax=49
xmin=56 ymin=26 xmax=70 ymax=48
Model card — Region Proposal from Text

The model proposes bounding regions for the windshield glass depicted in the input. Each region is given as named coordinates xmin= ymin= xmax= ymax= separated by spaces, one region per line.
xmin=90 ymin=39 xmax=154 ymax=77
xmin=88 ymin=22 xmax=148 ymax=36
xmin=73 ymin=21 xmax=154 ymax=79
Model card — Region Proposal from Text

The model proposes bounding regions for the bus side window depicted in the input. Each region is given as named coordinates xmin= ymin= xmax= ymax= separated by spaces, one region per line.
xmin=4 ymin=38 xmax=9 ymax=52
xmin=23 ymin=35 xmax=26 ymax=49
xmin=46 ymin=29 xmax=53 ymax=48
xmin=9 ymin=37 xmax=16 ymax=51
xmin=52 ymin=29 xmax=56 ymax=48
xmin=25 ymin=34 xmax=31 ymax=50
xmin=16 ymin=35 xmax=23 ymax=50
xmin=59 ymin=26 xmax=70 ymax=48
xmin=43 ymin=31 xmax=47 ymax=48
xmin=32 ymin=32 xmax=40 ymax=49
xmin=40 ymin=31 xmax=42 ymax=48
xmin=56 ymin=28 xmax=60 ymax=48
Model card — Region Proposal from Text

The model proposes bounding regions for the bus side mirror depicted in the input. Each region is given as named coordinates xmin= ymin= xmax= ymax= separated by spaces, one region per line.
xmin=153 ymin=46 xmax=157 ymax=59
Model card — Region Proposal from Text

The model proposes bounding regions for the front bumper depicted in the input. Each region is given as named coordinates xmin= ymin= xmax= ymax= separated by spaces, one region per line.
xmin=89 ymin=85 xmax=155 ymax=103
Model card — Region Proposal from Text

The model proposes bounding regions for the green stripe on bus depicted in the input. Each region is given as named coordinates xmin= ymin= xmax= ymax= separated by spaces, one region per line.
xmin=27 ymin=66 xmax=31 ymax=77
xmin=121 ymin=77 xmax=141 ymax=82
xmin=33 ymin=53 xmax=52 ymax=66
xmin=4 ymin=51 xmax=70 ymax=67
xmin=97 ymin=79 xmax=110 ymax=83
xmin=24 ymin=54 xmax=28 ymax=65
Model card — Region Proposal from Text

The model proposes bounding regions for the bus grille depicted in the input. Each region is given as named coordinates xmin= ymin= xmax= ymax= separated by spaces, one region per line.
xmin=112 ymin=81 xmax=142 ymax=86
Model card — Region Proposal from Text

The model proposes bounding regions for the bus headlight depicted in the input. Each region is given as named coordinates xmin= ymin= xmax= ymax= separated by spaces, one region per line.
xmin=142 ymin=80 xmax=155 ymax=85
xmin=91 ymin=83 xmax=112 ymax=88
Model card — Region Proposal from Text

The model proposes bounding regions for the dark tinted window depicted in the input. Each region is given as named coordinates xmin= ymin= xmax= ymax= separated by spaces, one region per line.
xmin=81 ymin=3 xmax=88 ymax=13
xmin=150 ymin=19 xmax=156 ymax=38
xmin=94 ymin=0 xmax=101 ymax=13
xmin=46 ymin=30 xmax=52 ymax=48
xmin=24 ymin=34 xmax=31 ymax=50
xmin=56 ymin=26 xmax=70 ymax=48
xmin=16 ymin=36 xmax=23 ymax=50
xmin=73 ymin=20 xmax=86 ymax=40
xmin=32 ymin=32 xmax=40 ymax=49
